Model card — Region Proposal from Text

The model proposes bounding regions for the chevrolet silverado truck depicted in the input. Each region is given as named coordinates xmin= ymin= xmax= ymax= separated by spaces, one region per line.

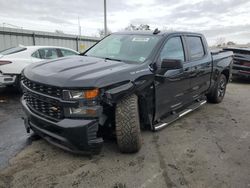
xmin=223 ymin=47 xmax=250 ymax=78
xmin=21 ymin=30 xmax=233 ymax=154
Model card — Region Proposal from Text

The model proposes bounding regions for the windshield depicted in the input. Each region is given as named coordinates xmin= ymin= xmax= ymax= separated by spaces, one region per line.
xmin=85 ymin=34 xmax=161 ymax=63
xmin=0 ymin=47 xmax=27 ymax=55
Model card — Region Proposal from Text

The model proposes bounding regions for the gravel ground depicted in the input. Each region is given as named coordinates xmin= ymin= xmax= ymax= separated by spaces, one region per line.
xmin=0 ymin=80 xmax=250 ymax=188
xmin=0 ymin=87 xmax=27 ymax=170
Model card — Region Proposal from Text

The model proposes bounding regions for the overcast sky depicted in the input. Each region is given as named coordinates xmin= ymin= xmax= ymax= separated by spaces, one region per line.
xmin=0 ymin=0 xmax=250 ymax=45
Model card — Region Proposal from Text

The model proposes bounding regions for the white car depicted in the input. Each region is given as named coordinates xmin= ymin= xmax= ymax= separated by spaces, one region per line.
xmin=0 ymin=45 xmax=79 ymax=88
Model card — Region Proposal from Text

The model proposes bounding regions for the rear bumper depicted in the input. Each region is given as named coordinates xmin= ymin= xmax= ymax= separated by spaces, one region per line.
xmin=0 ymin=73 xmax=17 ymax=87
xmin=21 ymin=98 xmax=103 ymax=154
xmin=232 ymin=65 xmax=250 ymax=78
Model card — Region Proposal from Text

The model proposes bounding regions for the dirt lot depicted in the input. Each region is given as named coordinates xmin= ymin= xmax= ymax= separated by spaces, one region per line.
xmin=0 ymin=80 xmax=250 ymax=188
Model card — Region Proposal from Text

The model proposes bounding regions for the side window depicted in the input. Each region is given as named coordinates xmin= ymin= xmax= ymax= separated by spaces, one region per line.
xmin=38 ymin=49 xmax=59 ymax=59
xmin=60 ymin=49 xmax=78 ymax=57
xmin=186 ymin=36 xmax=205 ymax=60
xmin=160 ymin=37 xmax=185 ymax=61
xmin=31 ymin=50 xmax=40 ymax=59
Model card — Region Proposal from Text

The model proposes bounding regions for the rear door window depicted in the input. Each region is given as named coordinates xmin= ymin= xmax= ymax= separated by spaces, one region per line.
xmin=186 ymin=36 xmax=205 ymax=60
xmin=38 ymin=48 xmax=59 ymax=59
xmin=31 ymin=50 xmax=41 ymax=59
xmin=60 ymin=49 xmax=78 ymax=57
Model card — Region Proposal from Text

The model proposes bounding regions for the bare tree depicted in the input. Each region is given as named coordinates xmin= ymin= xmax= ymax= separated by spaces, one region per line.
xmin=125 ymin=24 xmax=137 ymax=31
xmin=137 ymin=24 xmax=150 ymax=30
xmin=216 ymin=37 xmax=226 ymax=47
xmin=55 ymin=30 xmax=64 ymax=34
xmin=125 ymin=24 xmax=150 ymax=31
xmin=227 ymin=41 xmax=236 ymax=46
xmin=98 ymin=28 xmax=112 ymax=38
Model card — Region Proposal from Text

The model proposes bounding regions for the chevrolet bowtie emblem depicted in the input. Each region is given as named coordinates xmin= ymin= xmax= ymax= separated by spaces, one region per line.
xmin=50 ymin=107 xmax=58 ymax=112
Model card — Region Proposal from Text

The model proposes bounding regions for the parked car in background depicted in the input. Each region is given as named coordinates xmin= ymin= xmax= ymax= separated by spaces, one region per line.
xmin=0 ymin=46 xmax=79 ymax=89
xmin=223 ymin=47 xmax=250 ymax=79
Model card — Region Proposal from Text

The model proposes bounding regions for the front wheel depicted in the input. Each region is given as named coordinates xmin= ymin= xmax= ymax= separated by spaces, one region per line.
xmin=207 ymin=74 xmax=227 ymax=103
xmin=115 ymin=94 xmax=142 ymax=153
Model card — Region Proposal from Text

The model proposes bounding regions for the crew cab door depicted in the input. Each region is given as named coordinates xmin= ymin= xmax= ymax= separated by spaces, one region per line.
xmin=154 ymin=36 xmax=192 ymax=121
xmin=184 ymin=35 xmax=212 ymax=98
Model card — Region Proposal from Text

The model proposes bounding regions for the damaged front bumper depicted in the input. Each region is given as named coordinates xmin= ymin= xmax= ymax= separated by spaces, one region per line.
xmin=21 ymin=98 xmax=103 ymax=155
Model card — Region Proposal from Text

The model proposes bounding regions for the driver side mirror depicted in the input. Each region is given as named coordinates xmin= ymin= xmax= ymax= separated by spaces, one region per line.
xmin=161 ymin=59 xmax=183 ymax=70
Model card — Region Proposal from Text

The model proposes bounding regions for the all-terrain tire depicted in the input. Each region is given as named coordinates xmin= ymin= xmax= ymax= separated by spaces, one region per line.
xmin=207 ymin=74 xmax=227 ymax=103
xmin=115 ymin=94 xmax=142 ymax=153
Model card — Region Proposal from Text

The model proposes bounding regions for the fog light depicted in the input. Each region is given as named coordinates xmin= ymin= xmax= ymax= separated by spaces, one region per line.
xmin=69 ymin=107 xmax=98 ymax=116
xmin=70 ymin=107 xmax=87 ymax=115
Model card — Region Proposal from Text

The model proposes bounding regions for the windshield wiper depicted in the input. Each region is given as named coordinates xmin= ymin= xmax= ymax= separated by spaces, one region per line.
xmin=80 ymin=53 xmax=87 ymax=56
xmin=104 ymin=57 xmax=122 ymax=62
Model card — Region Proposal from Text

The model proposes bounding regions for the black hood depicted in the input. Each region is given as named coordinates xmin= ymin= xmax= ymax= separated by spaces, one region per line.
xmin=24 ymin=56 xmax=149 ymax=88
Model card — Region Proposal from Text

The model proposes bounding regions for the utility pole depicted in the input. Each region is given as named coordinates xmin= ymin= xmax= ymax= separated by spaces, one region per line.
xmin=104 ymin=0 xmax=107 ymax=36
xmin=78 ymin=16 xmax=81 ymax=37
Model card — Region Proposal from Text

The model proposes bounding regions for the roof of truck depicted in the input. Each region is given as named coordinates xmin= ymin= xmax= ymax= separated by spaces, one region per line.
xmin=113 ymin=30 xmax=202 ymax=36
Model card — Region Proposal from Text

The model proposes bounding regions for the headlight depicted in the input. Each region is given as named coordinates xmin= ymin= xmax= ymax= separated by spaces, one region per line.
xmin=68 ymin=88 xmax=99 ymax=100
xmin=63 ymin=88 xmax=101 ymax=118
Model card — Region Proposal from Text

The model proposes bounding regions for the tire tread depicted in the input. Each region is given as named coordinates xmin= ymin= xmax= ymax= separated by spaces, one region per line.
xmin=115 ymin=94 xmax=142 ymax=153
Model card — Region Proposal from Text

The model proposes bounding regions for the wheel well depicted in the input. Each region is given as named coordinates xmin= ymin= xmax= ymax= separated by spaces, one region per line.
xmin=138 ymin=95 xmax=154 ymax=130
xmin=221 ymin=69 xmax=230 ymax=82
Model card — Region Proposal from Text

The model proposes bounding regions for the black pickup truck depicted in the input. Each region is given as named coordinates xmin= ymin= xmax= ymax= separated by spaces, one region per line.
xmin=21 ymin=30 xmax=233 ymax=154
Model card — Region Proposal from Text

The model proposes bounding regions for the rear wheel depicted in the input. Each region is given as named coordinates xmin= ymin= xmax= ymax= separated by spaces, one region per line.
xmin=207 ymin=74 xmax=227 ymax=103
xmin=115 ymin=94 xmax=142 ymax=153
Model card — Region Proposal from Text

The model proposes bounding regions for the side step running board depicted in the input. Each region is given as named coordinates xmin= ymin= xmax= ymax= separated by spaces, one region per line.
xmin=153 ymin=100 xmax=207 ymax=131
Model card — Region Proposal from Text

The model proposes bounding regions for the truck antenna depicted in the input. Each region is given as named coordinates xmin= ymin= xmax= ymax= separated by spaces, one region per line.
xmin=153 ymin=28 xmax=160 ymax=34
